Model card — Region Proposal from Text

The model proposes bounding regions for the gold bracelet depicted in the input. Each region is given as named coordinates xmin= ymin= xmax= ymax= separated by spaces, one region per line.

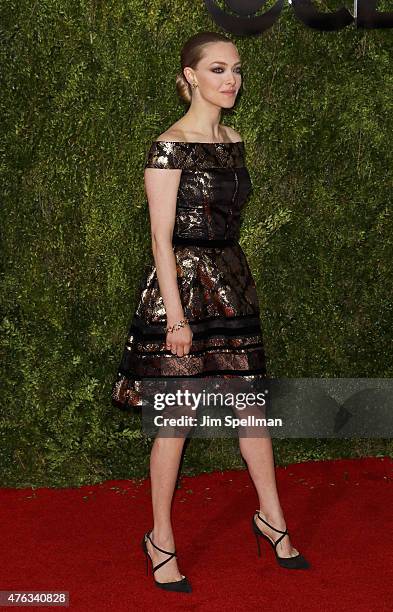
xmin=165 ymin=318 xmax=189 ymax=334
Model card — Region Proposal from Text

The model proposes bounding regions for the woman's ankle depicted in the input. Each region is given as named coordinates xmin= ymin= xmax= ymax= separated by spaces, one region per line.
xmin=151 ymin=528 xmax=175 ymax=546
xmin=257 ymin=507 xmax=285 ymax=526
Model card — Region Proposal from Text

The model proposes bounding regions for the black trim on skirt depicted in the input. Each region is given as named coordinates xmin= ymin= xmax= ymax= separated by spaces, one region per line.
xmin=172 ymin=236 xmax=238 ymax=247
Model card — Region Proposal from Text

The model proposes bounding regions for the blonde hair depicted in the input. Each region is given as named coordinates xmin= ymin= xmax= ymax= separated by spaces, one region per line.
xmin=176 ymin=31 xmax=235 ymax=105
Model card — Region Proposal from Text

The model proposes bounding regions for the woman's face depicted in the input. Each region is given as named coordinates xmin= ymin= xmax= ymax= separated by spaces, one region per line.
xmin=185 ymin=41 xmax=242 ymax=108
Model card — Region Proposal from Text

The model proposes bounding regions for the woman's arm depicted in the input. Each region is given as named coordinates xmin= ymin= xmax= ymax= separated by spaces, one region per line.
xmin=144 ymin=166 xmax=192 ymax=357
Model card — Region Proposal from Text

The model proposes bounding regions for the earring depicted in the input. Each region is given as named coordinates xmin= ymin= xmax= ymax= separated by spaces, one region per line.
xmin=192 ymin=82 xmax=198 ymax=89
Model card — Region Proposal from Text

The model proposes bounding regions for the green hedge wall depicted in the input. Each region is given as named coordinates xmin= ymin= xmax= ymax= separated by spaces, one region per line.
xmin=1 ymin=0 xmax=392 ymax=487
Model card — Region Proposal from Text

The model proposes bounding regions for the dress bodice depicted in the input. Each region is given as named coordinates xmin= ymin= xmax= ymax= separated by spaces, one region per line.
xmin=144 ymin=140 xmax=253 ymax=243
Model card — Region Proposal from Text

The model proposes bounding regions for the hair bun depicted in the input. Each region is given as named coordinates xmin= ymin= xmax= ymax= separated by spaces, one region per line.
xmin=176 ymin=71 xmax=191 ymax=105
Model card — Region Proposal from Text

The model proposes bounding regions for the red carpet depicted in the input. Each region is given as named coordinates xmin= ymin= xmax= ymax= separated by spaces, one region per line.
xmin=1 ymin=457 xmax=392 ymax=611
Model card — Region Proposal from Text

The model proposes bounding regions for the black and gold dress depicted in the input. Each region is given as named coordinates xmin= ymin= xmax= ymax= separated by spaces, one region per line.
xmin=112 ymin=140 xmax=267 ymax=410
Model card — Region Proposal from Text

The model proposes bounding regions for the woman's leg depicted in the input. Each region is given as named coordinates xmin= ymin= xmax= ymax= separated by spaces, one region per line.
xmin=238 ymin=434 xmax=300 ymax=557
xmin=145 ymin=434 xmax=188 ymax=582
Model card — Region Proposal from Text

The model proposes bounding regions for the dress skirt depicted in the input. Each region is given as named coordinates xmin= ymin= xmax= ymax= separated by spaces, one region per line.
xmin=111 ymin=237 xmax=267 ymax=410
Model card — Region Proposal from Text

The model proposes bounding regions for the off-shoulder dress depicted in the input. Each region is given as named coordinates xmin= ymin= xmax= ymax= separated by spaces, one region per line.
xmin=112 ymin=140 xmax=267 ymax=410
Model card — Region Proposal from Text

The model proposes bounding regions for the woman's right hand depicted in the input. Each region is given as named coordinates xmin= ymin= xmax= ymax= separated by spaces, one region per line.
xmin=166 ymin=324 xmax=193 ymax=357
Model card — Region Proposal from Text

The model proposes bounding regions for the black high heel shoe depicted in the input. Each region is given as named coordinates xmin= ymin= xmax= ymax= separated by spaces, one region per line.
xmin=252 ymin=510 xmax=310 ymax=570
xmin=141 ymin=530 xmax=192 ymax=592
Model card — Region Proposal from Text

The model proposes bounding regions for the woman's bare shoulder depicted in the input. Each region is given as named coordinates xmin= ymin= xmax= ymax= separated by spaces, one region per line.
xmin=222 ymin=125 xmax=243 ymax=143
xmin=153 ymin=124 xmax=243 ymax=143
xmin=154 ymin=127 xmax=186 ymax=143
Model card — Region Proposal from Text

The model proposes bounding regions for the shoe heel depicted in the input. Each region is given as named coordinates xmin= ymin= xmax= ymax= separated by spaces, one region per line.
xmin=141 ymin=534 xmax=149 ymax=576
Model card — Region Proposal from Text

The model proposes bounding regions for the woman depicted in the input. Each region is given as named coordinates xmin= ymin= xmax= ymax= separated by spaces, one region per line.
xmin=112 ymin=31 xmax=310 ymax=593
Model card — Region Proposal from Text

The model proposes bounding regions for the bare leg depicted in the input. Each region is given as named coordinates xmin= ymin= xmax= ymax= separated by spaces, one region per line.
xmin=239 ymin=435 xmax=300 ymax=558
xmin=145 ymin=434 xmax=188 ymax=582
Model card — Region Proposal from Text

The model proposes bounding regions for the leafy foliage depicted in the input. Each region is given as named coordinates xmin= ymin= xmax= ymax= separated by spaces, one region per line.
xmin=1 ymin=1 xmax=392 ymax=486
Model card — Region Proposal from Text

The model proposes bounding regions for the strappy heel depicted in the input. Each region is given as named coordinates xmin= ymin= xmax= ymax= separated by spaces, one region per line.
xmin=141 ymin=530 xmax=192 ymax=592
xmin=252 ymin=510 xmax=310 ymax=570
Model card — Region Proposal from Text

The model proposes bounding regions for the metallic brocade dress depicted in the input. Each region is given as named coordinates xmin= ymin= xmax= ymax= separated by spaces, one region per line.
xmin=111 ymin=140 xmax=267 ymax=410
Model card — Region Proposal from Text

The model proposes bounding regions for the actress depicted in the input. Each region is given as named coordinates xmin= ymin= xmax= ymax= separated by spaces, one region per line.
xmin=112 ymin=30 xmax=310 ymax=593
